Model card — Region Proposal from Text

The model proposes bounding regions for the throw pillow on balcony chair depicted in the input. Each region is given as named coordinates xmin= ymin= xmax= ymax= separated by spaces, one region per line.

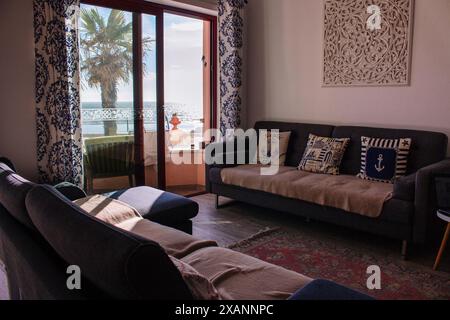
xmin=358 ymin=136 xmax=412 ymax=184
xmin=298 ymin=134 xmax=350 ymax=175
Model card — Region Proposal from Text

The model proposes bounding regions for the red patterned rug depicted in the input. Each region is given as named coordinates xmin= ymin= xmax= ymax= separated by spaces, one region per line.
xmin=229 ymin=229 xmax=450 ymax=300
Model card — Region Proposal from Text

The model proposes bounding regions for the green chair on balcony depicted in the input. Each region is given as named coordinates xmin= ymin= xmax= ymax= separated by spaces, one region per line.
xmin=83 ymin=135 xmax=135 ymax=194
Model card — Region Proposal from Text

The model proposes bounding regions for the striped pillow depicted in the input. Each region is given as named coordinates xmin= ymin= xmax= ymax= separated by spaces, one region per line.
xmin=358 ymin=137 xmax=412 ymax=184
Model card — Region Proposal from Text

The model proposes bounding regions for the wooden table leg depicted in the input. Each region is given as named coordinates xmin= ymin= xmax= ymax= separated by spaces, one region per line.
xmin=433 ymin=223 xmax=450 ymax=271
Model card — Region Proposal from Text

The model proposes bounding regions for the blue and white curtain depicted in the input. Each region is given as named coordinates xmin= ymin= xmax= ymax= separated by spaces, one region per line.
xmin=33 ymin=0 xmax=83 ymax=186
xmin=219 ymin=0 xmax=247 ymax=136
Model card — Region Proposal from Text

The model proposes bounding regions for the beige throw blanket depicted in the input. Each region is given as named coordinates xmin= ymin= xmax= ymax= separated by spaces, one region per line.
xmin=221 ymin=165 xmax=393 ymax=218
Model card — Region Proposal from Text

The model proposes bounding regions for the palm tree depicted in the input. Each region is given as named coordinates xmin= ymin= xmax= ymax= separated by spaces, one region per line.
xmin=80 ymin=8 xmax=151 ymax=136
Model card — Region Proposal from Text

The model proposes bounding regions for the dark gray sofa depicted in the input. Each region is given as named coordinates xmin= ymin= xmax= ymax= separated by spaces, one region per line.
xmin=206 ymin=121 xmax=450 ymax=253
xmin=0 ymin=160 xmax=317 ymax=300
xmin=0 ymin=161 xmax=196 ymax=299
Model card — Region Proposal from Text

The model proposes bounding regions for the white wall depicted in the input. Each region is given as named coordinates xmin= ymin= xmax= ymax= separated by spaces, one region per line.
xmin=246 ymin=0 xmax=450 ymax=154
xmin=0 ymin=0 xmax=37 ymax=179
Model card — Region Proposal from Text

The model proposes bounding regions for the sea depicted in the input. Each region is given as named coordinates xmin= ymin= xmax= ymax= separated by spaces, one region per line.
xmin=81 ymin=101 xmax=203 ymax=136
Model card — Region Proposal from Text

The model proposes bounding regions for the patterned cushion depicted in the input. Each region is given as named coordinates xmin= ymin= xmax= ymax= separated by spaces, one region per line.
xmin=358 ymin=137 xmax=412 ymax=184
xmin=258 ymin=131 xmax=291 ymax=166
xmin=298 ymin=135 xmax=350 ymax=175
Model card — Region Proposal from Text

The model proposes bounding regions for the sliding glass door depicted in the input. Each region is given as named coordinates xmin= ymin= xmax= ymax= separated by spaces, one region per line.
xmin=164 ymin=13 xmax=212 ymax=196
xmin=79 ymin=1 xmax=216 ymax=195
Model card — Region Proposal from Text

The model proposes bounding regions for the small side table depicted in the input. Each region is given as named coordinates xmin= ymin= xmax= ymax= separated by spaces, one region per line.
xmin=433 ymin=210 xmax=450 ymax=271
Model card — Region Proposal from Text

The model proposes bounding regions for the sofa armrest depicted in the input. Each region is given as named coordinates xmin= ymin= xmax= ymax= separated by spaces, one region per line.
xmin=393 ymin=173 xmax=416 ymax=202
xmin=54 ymin=182 xmax=87 ymax=201
xmin=414 ymin=158 xmax=450 ymax=243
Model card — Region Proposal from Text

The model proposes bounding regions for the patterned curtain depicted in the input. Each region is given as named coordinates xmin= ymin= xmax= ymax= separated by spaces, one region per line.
xmin=219 ymin=0 xmax=247 ymax=136
xmin=33 ymin=0 xmax=83 ymax=186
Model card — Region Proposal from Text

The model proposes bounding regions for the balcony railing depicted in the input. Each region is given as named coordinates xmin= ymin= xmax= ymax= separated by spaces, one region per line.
xmin=81 ymin=104 xmax=205 ymax=144
xmin=81 ymin=103 xmax=201 ymax=123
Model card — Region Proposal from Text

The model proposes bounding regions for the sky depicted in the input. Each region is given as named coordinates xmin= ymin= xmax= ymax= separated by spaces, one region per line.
xmin=80 ymin=4 xmax=204 ymax=110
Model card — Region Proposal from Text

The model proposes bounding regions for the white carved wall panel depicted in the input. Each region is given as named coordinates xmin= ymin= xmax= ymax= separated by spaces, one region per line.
xmin=323 ymin=0 xmax=414 ymax=87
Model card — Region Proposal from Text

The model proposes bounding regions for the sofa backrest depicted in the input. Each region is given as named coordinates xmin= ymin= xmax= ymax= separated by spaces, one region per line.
xmin=0 ymin=162 xmax=36 ymax=230
xmin=0 ymin=157 xmax=16 ymax=172
xmin=332 ymin=126 xmax=448 ymax=175
xmin=25 ymin=185 xmax=193 ymax=300
xmin=253 ymin=122 xmax=448 ymax=174
xmin=0 ymin=204 xmax=96 ymax=299
xmin=254 ymin=121 xmax=335 ymax=167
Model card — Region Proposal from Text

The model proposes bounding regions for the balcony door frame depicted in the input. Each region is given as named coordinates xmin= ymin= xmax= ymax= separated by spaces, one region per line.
xmin=81 ymin=0 xmax=218 ymax=190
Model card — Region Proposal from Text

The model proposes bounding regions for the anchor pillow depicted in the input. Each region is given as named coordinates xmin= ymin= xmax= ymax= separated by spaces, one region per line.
xmin=358 ymin=137 xmax=412 ymax=184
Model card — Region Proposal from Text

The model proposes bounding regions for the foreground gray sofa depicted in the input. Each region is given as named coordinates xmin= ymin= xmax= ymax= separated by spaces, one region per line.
xmin=0 ymin=161 xmax=314 ymax=300
xmin=206 ymin=121 xmax=450 ymax=254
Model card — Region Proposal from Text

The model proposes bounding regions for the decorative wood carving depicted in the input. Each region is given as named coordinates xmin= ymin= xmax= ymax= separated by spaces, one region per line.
xmin=323 ymin=0 xmax=414 ymax=87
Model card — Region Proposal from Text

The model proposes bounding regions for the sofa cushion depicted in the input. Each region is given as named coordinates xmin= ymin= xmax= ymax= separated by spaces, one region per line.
xmin=332 ymin=126 xmax=448 ymax=175
xmin=0 ymin=165 xmax=36 ymax=230
xmin=221 ymin=165 xmax=393 ymax=218
xmin=182 ymin=247 xmax=312 ymax=300
xmin=298 ymin=134 xmax=350 ymax=175
xmin=358 ymin=136 xmax=412 ymax=183
xmin=109 ymin=187 xmax=198 ymax=226
xmin=258 ymin=131 xmax=291 ymax=166
xmin=115 ymin=217 xmax=218 ymax=259
xmin=25 ymin=185 xmax=193 ymax=300
xmin=254 ymin=121 xmax=335 ymax=168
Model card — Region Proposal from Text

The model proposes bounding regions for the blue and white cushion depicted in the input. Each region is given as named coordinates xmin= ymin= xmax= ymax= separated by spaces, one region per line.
xmin=358 ymin=137 xmax=412 ymax=184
